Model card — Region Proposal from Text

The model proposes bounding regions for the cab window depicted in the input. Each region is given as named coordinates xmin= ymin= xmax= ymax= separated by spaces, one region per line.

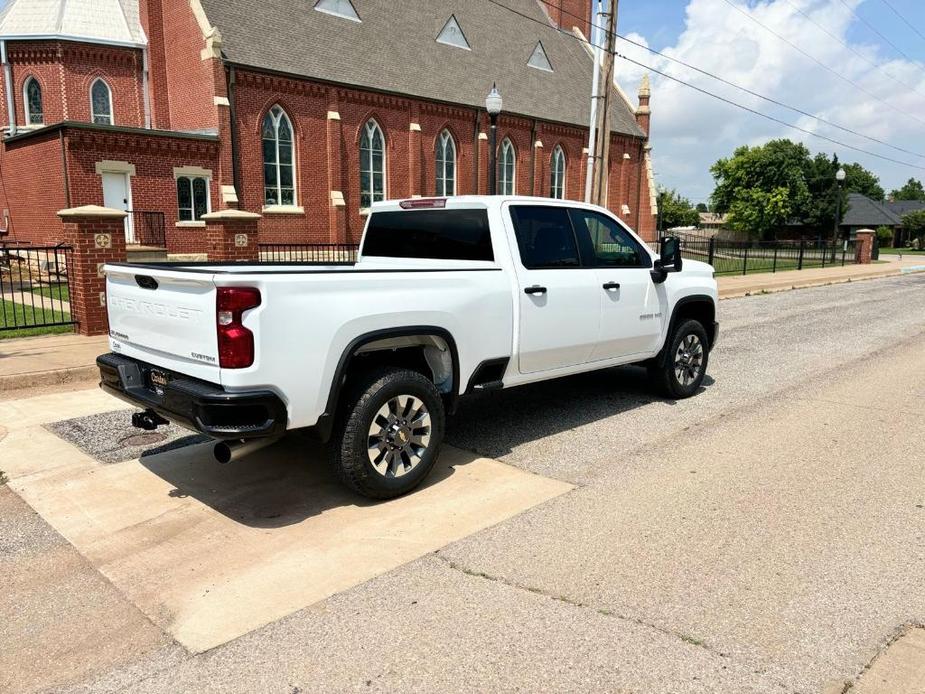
xmin=568 ymin=208 xmax=650 ymax=268
xmin=509 ymin=205 xmax=580 ymax=269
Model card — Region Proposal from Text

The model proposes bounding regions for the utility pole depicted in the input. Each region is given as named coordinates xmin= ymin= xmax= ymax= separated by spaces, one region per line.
xmin=589 ymin=1 xmax=617 ymax=207
xmin=583 ymin=0 xmax=604 ymax=203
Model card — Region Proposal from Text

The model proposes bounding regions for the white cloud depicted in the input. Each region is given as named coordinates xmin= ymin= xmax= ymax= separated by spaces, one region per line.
xmin=614 ymin=0 xmax=925 ymax=202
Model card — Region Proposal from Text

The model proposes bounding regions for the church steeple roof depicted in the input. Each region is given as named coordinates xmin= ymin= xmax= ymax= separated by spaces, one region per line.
xmin=0 ymin=0 xmax=146 ymax=47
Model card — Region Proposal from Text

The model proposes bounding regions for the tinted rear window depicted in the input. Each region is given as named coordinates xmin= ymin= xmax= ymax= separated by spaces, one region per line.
xmin=362 ymin=209 xmax=494 ymax=261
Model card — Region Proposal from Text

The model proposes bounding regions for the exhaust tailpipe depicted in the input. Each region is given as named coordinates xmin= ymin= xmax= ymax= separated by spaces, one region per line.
xmin=213 ymin=437 xmax=282 ymax=464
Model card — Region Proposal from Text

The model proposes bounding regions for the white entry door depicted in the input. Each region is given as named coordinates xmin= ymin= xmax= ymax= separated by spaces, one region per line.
xmin=101 ymin=171 xmax=133 ymax=242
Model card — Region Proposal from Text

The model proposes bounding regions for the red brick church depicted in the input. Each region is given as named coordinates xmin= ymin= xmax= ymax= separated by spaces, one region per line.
xmin=0 ymin=0 xmax=657 ymax=259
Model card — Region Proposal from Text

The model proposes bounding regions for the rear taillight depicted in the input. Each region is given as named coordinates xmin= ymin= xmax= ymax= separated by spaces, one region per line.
xmin=216 ymin=287 xmax=261 ymax=369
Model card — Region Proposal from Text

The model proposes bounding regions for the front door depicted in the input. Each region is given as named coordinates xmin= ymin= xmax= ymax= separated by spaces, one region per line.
xmin=507 ymin=204 xmax=600 ymax=374
xmin=101 ymin=171 xmax=133 ymax=242
xmin=568 ymin=207 xmax=663 ymax=360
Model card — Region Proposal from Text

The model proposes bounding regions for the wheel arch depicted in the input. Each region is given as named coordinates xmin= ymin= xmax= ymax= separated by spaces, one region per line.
xmin=658 ymin=295 xmax=717 ymax=364
xmin=316 ymin=326 xmax=460 ymax=442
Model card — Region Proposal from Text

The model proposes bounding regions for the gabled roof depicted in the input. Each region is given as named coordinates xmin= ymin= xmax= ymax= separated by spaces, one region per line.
xmin=197 ymin=0 xmax=645 ymax=138
xmin=0 ymin=0 xmax=146 ymax=46
xmin=884 ymin=200 xmax=925 ymax=218
xmin=841 ymin=193 xmax=903 ymax=228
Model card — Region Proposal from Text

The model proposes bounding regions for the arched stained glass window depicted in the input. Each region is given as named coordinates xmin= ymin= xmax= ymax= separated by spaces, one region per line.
xmin=90 ymin=78 xmax=113 ymax=125
xmin=360 ymin=119 xmax=386 ymax=208
xmin=24 ymin=77 xmax=43 ymax=125
xmin=435 ymin=129 xmax=456 ymax=196
xmin=262 ymin=105 xmax=296 ymax=206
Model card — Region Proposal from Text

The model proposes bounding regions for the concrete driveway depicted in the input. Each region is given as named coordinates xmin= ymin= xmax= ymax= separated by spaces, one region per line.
xmin=1 ymin=273 xmax=923 ymax=693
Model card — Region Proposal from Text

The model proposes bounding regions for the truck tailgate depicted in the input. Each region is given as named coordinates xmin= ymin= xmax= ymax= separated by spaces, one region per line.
xmin=105 ymin=266 xmax=220 ymax=382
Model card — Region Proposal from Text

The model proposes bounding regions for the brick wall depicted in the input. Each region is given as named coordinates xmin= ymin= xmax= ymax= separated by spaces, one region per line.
xmin=159 ymin=0 xmax=219 ymax=132
xmin=229 ymin=68 xmax=654 ymax=246
xmin=1 ymin=41 xmax=145 ymax=129
xmin=0 ymin=130 xmax=68 ymax=243
xmin=62 ymin=128 xmax=220 ymax=253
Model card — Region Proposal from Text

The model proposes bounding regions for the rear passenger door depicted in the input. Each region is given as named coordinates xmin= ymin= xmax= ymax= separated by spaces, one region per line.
xmin=568 ymin=208 xmax=663 ymax=360
xmin=507 ymin=205 xmax=600 ymax=374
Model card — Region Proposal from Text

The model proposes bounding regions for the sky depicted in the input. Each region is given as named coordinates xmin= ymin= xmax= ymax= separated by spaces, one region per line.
xmin=608 ymin=0 xmax=925 ymax=203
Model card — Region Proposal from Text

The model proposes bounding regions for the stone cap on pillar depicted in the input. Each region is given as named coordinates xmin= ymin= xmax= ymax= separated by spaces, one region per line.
xmin=57 ymin=205 xmax=128 ymax=219
xmin=855 ymin=228 xmax=875 ymax=235
xmin=201 ymin=209 xmax=262 ymax=221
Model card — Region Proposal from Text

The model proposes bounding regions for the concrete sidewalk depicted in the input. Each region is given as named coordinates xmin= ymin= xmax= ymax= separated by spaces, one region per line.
xmin=717 ymin=253 xmax=925 ymax=298
xmin=0 ymin=333 xmax=108 ymax=393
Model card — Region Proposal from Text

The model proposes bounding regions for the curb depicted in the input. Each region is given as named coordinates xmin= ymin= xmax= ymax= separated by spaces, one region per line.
xmin=0 ymin=364 xmax=99 ymax=394
xmin=719 ymin=266 xmax=924 ymax=300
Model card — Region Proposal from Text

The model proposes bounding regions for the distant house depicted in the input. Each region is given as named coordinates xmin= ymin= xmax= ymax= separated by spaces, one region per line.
xmin=840 ymin=193 xmax=924 ymax=246
xmin=698 ymin=212 xmax=728 ymax=230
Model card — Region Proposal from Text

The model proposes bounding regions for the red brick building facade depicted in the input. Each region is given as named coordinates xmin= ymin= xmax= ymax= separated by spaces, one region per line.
xmin=0 ymin=0 xmax=657 ymax=257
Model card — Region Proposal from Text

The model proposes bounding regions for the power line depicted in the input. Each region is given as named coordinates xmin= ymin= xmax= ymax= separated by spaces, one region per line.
xmin=716 ymin=0 xmax=925 ymax=129
xmin=483 ymin=0 xmax=925 ymax=172
xmin=836 ymin=0 xmax=923 ymax=67
xmin=880 ymin=0 xmax=925 ymax=43
xmin=537 ymin=0 xmax=925 ymax=159
xmin=780 ymin=0 xmax=925 ymax=98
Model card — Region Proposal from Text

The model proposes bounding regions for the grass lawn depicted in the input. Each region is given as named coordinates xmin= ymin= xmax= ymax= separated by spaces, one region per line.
xmin=704 ymin=254 xmax=851 ymax=276
xmin=31 ymin=282 xmax=70 ymax=302
xmin=0 ymin=298 xmax=72 ymax=339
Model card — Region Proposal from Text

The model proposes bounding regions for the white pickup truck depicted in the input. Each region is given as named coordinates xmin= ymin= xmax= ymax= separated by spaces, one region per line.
xmin=98 ymin=196 xmax=718 ymax=498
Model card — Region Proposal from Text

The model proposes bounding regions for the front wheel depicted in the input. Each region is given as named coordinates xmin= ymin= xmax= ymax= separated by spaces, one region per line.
xmin=330 ymin=367 xmax=445 ymax=499
xmin=648 ymin=319 xmax=709 ymax=399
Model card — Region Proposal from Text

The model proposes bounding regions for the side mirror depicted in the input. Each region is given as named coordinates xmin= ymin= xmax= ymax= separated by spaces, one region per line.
xmin=651 ymin=237 xmax=683 ymax=283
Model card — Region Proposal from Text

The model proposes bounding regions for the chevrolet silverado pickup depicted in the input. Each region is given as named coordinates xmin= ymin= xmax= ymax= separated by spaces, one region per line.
xmin=98 ymin=196 xmax=718 ymax=498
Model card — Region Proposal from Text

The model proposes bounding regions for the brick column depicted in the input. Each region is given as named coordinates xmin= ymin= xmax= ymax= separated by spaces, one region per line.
xmin=57 ymin=205 xmax=128 ymax=337
xmin=326 ymin=102 xmax=347 ymax=243
xmin=201 ymin=210 xmax=262 ymax=262
xmin=855 ymin=229 xmax=875 ymax=264
xmin=408 ymin=120 xmax=422 ymax=198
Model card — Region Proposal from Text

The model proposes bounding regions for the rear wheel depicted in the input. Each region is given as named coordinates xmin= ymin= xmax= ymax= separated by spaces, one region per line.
xmin=648 ymin=319 xmax=709 ymax=399
xmin=331 ymin=367 xmax=445 ymax=499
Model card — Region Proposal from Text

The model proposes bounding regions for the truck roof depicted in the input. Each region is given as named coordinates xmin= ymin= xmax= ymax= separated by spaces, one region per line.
xmin=369 ymin=196 xmax=611 ymax=214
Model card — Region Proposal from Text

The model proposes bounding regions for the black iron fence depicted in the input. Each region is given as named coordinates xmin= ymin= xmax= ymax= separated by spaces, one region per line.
xmin=258 ymin=243 xmax=359 ymax=264
xmin=0 ymin=244 xmax=76 ymax=333
xmin=130 ymin=210 xmax=166 ymax=247
xmin=664 ymin=236 xmax=859 ymax=275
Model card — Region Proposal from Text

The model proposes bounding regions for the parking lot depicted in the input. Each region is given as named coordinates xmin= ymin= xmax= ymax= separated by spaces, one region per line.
xmin=2 ymin=274 xmax=924 ymax=693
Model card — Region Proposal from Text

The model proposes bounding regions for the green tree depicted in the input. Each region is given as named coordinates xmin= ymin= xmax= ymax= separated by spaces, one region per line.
xmin=876 ymin=225 xmax=894 ymax=248
xmin=657 ymin=187 xmax=700 ymax=231
xmin=902 ymin=209 xmax=925 ymax=242
xmin=710 ymin=139 xmax=812 ymax=238
xmin=890 ymin=178 xmax=925 ymax=201
xmin=843 ymin=162 xmax=884 ymax=201
xmin=695 ymin=202 xmax=709 ymax=213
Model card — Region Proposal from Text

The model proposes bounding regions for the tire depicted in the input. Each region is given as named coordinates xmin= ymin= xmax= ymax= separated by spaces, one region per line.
xmin=648 ymin=319 xmax=709 ymax=399
xmin=330 ymin=367 xmax=445 ymax=499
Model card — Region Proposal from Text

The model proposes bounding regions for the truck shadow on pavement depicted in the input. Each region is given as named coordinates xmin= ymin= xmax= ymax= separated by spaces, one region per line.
xmin=137 ymin=434 xmax=474 ymax=528
xmin=136 ymin=365 xmax=707 ymax=526
xmin=447 ymin=364 xmax=712 ymax=459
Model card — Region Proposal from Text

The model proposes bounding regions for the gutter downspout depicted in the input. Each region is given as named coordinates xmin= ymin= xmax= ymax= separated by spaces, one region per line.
xmin=226 ymin=64 xmax=241 ymax=199
xmin=141 ymin=46 xmax=151 ymax=129
xmin=529 ymin=119 xmax=537 ymax=195
xmin=2 ymin=41 xmax=17 ymax=136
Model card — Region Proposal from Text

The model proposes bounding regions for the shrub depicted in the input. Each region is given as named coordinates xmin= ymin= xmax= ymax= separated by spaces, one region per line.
xmin=876 ymin=226 xmax=893 ymax=247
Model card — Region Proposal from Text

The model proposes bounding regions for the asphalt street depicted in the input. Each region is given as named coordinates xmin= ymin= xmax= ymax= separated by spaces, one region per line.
xmin=2 ymin=273 xmax=924 ymax=693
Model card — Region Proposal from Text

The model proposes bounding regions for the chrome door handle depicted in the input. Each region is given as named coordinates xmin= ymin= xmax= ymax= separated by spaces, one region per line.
xmin=602 ymin=282 xmax=621 ymax=291
xmin=524 ymin=285 xmax=547 ymax=295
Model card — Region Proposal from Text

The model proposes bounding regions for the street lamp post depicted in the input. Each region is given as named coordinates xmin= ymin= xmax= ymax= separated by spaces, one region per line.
xmin=834 ymin=167 xmax=846 ymax=244
xmin=485 ymin=84 xmax=503 ymax=195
